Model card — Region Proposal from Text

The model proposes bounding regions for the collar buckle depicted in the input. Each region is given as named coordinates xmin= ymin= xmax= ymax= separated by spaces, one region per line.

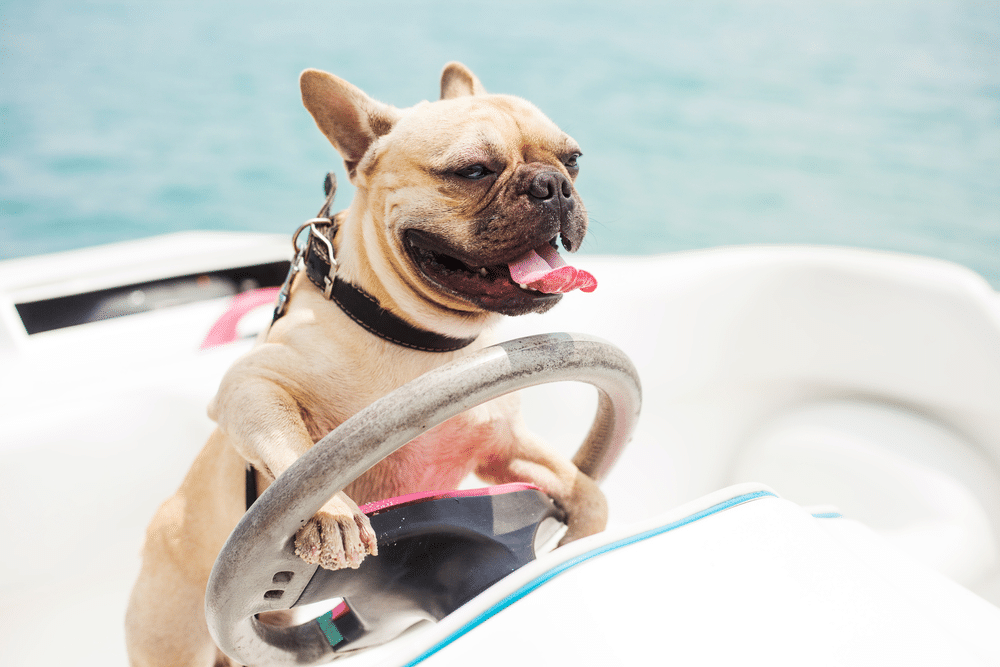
xmin=273 ymin=173 xmax=477 ymax=352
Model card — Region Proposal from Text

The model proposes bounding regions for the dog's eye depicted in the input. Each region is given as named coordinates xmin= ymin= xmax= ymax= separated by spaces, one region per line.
xmin=454 ymin=164 xmax=493 ymax=180
xmin=564 ymin=153 xmax=581 ymax=170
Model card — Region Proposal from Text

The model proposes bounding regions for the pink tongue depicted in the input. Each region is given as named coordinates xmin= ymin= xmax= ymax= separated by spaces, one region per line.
xmin=507 ymin=243 xmax=597 ymax=294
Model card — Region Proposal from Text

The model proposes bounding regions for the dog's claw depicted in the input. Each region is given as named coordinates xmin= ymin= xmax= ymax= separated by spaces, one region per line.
xmin=294 ymin=497 xmax=377 ymax=570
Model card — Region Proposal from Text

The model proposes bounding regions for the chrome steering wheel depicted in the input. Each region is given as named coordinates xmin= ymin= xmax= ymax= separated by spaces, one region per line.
xmin=205 ymin=333 xmax=642 ymax=666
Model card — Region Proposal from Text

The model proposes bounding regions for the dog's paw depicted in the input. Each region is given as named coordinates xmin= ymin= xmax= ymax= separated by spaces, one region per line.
xmin=294 ymin=493 xmax=378 ymax=570
xmin=557 ymin=473 xmax=609 ymax=546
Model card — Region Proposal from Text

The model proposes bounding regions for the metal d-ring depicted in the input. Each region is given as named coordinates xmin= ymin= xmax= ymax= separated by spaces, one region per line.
xmin=274 ymin=219 xmax=338 ymax=320
xmin=307 ymin=220 xmax=338 ymax=298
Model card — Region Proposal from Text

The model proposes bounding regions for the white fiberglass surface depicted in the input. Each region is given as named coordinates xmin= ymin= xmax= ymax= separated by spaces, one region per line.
xmin=341 ymin=488 xmax=1000 ymax=667
xmin=3 ymin=244 xmax=1000 ymax=665
xmin=417 ymin=497 xmax=1000 ymax=666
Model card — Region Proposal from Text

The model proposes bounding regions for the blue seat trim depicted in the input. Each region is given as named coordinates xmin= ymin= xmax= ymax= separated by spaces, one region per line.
xmin=402 ymin=489 xmax=777 ymax=666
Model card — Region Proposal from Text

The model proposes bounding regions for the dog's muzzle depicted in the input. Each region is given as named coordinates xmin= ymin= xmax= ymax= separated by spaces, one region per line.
xmin=528 ymin=171 xmax=583 ymax=252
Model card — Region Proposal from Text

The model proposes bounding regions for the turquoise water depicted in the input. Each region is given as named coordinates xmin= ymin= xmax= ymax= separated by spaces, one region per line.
xmin=2 ymin=1 xmax=999 ymax=284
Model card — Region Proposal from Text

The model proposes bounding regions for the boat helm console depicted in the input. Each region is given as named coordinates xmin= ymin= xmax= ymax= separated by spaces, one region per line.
xmin=205 ymin=333 xmax=642 ymax=666
xmin=266 ymin=484 xmax=564 ymax=655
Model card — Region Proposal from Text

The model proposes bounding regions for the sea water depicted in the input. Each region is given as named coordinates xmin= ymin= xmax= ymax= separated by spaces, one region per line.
xmin=2 ymin=0 xmax=998 ymax=285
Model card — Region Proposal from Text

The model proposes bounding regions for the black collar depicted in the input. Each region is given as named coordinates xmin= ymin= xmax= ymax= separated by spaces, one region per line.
xmin=274 ymin=173 xmax=478 ymax=353
xmin=302 ymin=224 xmax=478 ymax=352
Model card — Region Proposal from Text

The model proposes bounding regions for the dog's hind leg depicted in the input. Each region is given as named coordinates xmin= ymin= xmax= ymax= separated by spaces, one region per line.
xmin=125 ymin=552 xmax=221 ymax=667
xmin=126 ymin=435 xmax=247 ymax=667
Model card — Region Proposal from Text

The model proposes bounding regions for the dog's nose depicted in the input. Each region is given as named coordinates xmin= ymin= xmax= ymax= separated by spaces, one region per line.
xmin=527 ymin=170 xmax=584 ymax=252
xmin=528 ymin=171 xmax=573 ymax=202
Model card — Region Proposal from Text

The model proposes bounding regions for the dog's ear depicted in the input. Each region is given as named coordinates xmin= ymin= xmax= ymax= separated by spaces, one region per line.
xmin=300 ymin=69 xmax=401 ymax=179
xmin=440 ymin=62 xmax=487 ymax=99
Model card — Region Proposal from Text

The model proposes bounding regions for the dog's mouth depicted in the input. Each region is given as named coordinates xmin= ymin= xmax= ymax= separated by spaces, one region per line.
xmin=403 ymin=230 xmax=597 ymax=315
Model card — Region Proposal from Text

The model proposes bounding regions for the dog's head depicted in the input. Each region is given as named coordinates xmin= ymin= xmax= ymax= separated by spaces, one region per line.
xmin=300 ymin=62 xmax=591 ymax=320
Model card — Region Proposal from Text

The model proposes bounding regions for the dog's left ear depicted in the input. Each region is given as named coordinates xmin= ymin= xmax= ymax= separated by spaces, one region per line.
xmin=440 ymin=62 xmax=487 ymax=99
xmin=300 ymin=69 xmax=401 ymax=180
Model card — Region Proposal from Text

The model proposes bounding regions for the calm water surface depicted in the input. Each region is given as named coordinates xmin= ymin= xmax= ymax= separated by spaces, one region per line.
xmin=2 ymin=1 xmax=998 ymax=284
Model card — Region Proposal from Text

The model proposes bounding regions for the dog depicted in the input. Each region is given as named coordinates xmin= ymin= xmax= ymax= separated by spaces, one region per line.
xmin=125 ymin=62 xmax=605 ymax=667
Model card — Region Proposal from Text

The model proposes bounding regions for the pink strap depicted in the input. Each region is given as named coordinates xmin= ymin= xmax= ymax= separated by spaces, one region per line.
xmin=200 ymin=287 xmax=280 ymax=349
xmin=358 ymin=483 xmax=542 ymax=515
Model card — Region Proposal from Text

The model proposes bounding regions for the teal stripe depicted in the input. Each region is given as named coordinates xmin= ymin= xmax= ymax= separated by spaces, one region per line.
xmin=811 ymin=512 xmax=843 ymax=519
xmin=401 ymin=489 xmax=777 ymax=666
xmin=316 ymin=610 xmax=344 ymax=647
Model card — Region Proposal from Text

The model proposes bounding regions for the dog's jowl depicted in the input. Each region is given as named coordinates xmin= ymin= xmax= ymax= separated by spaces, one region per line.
xmin=125 ymin=62 xmax=604 ymax=667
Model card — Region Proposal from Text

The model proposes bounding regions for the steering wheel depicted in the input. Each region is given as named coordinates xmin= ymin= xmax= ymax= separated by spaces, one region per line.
xmin=206 ymin=333 xmax=642 ymax=666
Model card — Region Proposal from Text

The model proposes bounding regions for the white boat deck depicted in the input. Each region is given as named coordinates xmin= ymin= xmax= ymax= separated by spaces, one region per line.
xmin=3 ymin=235 xmax=1000 ymax=665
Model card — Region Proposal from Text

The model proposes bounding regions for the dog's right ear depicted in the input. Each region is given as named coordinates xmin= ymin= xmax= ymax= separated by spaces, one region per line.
xmin=440 ymin=62 xmax=487 ymax=99
xmin=300 ymin=69 xmax=401 ymax=180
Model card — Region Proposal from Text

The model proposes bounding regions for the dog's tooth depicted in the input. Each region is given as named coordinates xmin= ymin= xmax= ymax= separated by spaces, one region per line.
xmin=479 ymin=267 xmax=488 ymax=276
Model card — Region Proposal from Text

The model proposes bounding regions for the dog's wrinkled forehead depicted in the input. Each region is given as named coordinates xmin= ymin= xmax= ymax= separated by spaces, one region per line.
xmin=390 ymin=94 xmax=579 ymax=169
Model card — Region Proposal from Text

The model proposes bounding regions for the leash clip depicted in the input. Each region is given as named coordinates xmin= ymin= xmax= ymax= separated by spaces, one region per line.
xmin=272 ymin=250 xmax=303 ymax=322
xmin=272 ymin=221 xmax=314 ymax=321
xmin=273 ymin=172 xmax=340 ymax=321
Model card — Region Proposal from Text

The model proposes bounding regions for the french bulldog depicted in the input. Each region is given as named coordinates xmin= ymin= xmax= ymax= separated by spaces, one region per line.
xmin=126 ymin=62 xmax=604 ymax=667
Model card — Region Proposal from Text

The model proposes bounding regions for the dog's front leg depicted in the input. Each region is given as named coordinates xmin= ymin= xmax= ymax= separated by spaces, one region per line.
xmin=476 ymin=413 xmax=608 ymax=545
xmin=212 ymin=375 xmax=378 ymax=569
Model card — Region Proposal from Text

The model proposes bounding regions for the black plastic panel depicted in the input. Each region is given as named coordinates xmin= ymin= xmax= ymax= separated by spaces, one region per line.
xmin=15 ymin=261 xmax=289 ymax=334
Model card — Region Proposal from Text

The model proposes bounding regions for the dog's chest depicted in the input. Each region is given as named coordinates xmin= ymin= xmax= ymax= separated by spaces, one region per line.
xmin=343 ymin=405 xmax=506 ymax=504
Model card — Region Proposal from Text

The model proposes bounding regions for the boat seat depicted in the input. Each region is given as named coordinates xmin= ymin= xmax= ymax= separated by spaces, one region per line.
xmin=734 ymin=399 xmax=1000 ymax=597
